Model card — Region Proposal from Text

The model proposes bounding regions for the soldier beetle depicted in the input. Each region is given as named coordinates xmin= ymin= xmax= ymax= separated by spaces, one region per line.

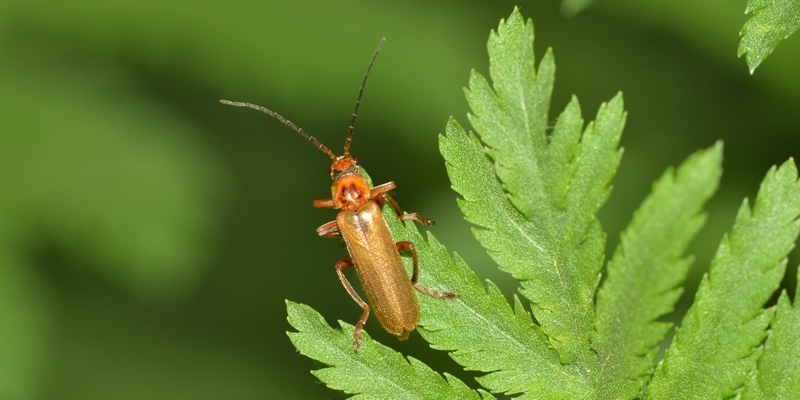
xmin=221 ymin=38 xmax=457 ymax=351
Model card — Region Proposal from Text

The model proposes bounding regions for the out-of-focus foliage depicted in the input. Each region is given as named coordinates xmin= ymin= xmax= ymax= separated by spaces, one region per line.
xmin=561 ymin=0 xmax=596 ymax=17
xmin=0 ymin=250 xmax=51 ymax=399
xmin=0 ymin=11 xmax=224 ymax=398
xmin=0 ymin=0 xmax=798 ymax=398
xmin=738 ymin=0 xmax=800 ymax=73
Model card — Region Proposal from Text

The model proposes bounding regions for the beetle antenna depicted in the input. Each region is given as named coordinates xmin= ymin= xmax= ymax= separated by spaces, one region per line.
xmin=344 ymin=37 xmax=385 ymax=157
xmin=220 ymin=99 xmax=338 ymax=161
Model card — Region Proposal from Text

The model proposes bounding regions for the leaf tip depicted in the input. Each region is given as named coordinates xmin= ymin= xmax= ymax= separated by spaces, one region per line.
xmin=286 ymin=299 xmax=299 ymax=319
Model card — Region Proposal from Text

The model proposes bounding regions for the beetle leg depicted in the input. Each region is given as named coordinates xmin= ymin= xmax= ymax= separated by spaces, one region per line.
xmin=336 ymin=258 xmax=370 ymax=351
xmin=316 ymin=220 xmax=341 ymax=238
xmin=374 ymin=192 xmax=435 ymax=226
xmin=369 ymin=181 xmax=396 ymax=196
xmin=396 ymin=241 xmax=457 ymax=299
xmin=313 ymin=198 xmax=336 ymax=208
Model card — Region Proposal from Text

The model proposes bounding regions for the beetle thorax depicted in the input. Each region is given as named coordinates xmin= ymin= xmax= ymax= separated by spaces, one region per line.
xmin=331 ymin=173 xmax=370 ymax=211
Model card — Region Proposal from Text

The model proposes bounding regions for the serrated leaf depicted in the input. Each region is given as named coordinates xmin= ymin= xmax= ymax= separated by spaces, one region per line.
xmin=647 ymin=159 xmax=800 ymax=399
xmin=738 ymin=0 xmax=800 ymax=73
xmin=592 ymin=143 xmax=723 ymax=399
xmin=741 ymin=266 xmax=800 ymax=399
xmin=398 ymin=119 xmax=590 ymax=398
xmin=461 ymin=7 xmax=625 ymax=374
xmin=286 ymin=301 xmax=489 ymax=400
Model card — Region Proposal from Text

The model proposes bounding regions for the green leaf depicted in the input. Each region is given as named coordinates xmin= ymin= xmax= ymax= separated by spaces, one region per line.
xmin=430 ymin=120 xmax=591 ymax=398
xmin=462 ymin=7 xmax=625 ymax=372
xmin=738 ymin=0 xmax=800 ymax=73
xmin=741 ymin=265 xmax=800 ymax=399
xmin=285 ymin=301 xmax=491 ymax=400
xmin=592 ymin=143 xmax=723 ymax=399
xmin=647 ymin=159 xmax=800 ymax=399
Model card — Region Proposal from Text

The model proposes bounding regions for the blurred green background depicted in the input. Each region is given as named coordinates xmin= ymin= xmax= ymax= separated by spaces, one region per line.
xmin=1 ymin=0 xmax=798 ymax=398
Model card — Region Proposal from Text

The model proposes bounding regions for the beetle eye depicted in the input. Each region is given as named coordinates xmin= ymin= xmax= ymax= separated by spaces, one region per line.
xmin=327 ymin=164 xmax=333 ymax=174
xmin=353 ymin=157 xmax=360 ymax=165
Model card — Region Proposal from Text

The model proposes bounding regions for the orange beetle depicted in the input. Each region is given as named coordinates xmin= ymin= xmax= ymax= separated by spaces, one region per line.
xmin=221 ymin=38 xmax=456 ymax=351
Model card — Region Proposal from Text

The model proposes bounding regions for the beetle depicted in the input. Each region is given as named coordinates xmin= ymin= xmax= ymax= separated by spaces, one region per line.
xmin=221 ymin=38 xmax=457 ymax=351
